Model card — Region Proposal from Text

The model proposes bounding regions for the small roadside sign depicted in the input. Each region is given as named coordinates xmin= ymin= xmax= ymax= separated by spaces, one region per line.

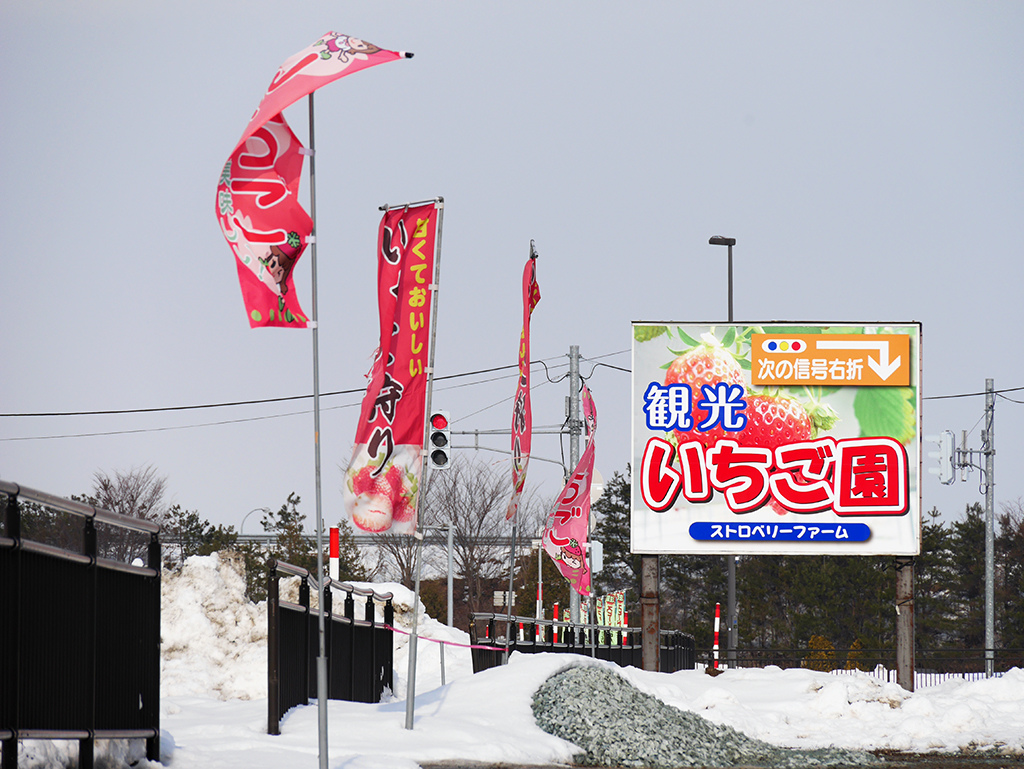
xmin=751 ymin=333 xmax=910 ymax=387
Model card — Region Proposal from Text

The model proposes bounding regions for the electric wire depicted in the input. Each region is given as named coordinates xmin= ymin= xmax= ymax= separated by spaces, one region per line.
xmin=2 ymin=343 xmax=1020 ymax=444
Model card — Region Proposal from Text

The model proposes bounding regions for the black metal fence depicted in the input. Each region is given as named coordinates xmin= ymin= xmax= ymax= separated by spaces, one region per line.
xmin=267 ymin=560 xmax=395 ymax=735
xmin=0 ymin=481 xmax=161 ymax=769
xmin=468 ymin=613 xmax=696 ymax=673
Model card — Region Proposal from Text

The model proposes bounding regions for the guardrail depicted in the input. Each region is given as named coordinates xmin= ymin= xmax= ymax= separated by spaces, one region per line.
xmin=0 ymin=481 xmax=161 ymax=769
xmin=468 ymin=613 xmax=696 ymax=673
xmin=267 ymin=560 xmax=395 ymax=735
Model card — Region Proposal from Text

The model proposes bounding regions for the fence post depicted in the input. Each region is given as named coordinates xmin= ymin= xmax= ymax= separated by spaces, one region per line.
xmin=267 ymin=562 xmax=281 ymax=735
xmin=300 ymin=576 xmax=311 ymax=699
xmin=366 ymin=594 xmax=377 ymax=703
xmin=3 ymin=495 xmax=21 ymax=769
xmin=344 ymin=588 xmax=355 ymax=701
xmin=322 ymin=584 xmax=332 ymax=700
xmin=383 ymin=599 xmax=394 ymax=694
xmin=81 ymin=517 xmax=98 ymax=769
xmin=147 ymin=533 xmax=161 ymax=762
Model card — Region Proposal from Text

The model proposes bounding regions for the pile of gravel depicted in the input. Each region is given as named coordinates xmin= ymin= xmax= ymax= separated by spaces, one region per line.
xmin=531 ymin=665 xmax=878 ymax=768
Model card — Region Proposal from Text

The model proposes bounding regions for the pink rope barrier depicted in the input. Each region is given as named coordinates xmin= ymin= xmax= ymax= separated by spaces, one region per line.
xmin=383 ymin=624 xmax=502 ymax=652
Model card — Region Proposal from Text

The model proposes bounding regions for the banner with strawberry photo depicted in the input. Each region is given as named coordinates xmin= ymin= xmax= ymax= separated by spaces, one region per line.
xmin=631 ymin=323 xmax=921 ymax=556
xmin=216 ymin=32 xmax=410 ymax=328
xmin=343 ymin=202 xmax=442 ymax=534
xmin=542 ymin=383 xmax=598 ymax=596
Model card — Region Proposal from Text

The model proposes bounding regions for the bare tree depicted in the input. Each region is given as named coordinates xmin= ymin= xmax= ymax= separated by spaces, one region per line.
xmin=83 ymin=465 xmax=169 ymax=562
xmin=367 ymin=456 xmax=548 ymax=612
xmin=428 ymin=457 xmax=525 ymax=614
xmin=372 ymin=494 xmax=442 ymax=587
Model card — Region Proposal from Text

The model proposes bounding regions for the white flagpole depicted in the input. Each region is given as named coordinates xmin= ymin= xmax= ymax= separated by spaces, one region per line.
xmin=306 ymin=92 xmax=329 ymax=769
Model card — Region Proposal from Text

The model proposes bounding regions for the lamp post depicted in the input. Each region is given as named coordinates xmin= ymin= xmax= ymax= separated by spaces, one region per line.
xmin=709 ymin=235 xmax=737 ymax=668
xmin=240 ymin=506 xmax=269 ymax=535
xmin=709 ymin=236 xmax=735 ymax=322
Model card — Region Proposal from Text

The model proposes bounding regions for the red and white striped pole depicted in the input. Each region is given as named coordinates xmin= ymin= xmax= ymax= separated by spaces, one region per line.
xmin=329 ymin=527 xmax=340 ymax=583
xmin=713 ymin=602 xmax=721 ymax=669
xmin=553 ymin=601 xmax=560 ymax=643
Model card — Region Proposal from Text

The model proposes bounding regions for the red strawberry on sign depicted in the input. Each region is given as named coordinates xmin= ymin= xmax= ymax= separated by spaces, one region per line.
xmin=385 ymin=464 xmax=416 ymax=523
xmin=349 ymin=463 xmax=417 ymax=532
xmin=743 ymin=392 xmax=837 ymax=514
xmin=665 ymin=338 xmax=744 ymax=448
xmin=743 ymin=393 xmax=814 ymax=451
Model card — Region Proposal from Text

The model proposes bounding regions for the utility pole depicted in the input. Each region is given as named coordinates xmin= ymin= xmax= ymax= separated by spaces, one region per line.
xmin=928 ymin=378 xmax=997 ymax=678
xmin=984 ymin=378 xmax=996 ymax=678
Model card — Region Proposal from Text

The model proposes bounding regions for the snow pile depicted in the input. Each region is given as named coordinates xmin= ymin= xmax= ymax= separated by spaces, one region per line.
xmin=638 ymin=665 xmax=1024 ymax=756
xmin=533 ymin=665 xmax=878 ymax=768
xmin=161 ymin=552 xmax=267 ymax=699
xmin=159 ymin=555 xmax=471 ymax=702
xmin=12 ymin=554 xmax=1024 ymax=768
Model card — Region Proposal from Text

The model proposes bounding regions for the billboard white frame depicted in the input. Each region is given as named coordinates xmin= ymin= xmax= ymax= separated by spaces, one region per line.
xmin=630 ymin=322 xmax=921 ymax=556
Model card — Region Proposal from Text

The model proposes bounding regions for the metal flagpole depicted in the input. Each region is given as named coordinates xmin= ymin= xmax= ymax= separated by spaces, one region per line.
xmin=401 ymin=197 xmax=445 ymax=730
xmin=568 ymin=345 xmax=581 ymax=624
xmin=306 ymin=93 xmax=329 ymax=769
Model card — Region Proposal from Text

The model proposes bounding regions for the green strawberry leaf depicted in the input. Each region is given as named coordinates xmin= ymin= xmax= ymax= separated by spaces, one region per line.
xmin=853 ymin=387 xmax=917 ymax=444
xmin=633 ymin=325 xmax=668 ymax=343
xmin=762 ymin=326 xmax=824 ymax=335
xmin=823 ymin=326 xmax=864 ymax=335
xmin=675 ymin=327 xmax=701 ymax=347
xmin=721 ymin=327 xmax=737 ymax=348
xmin=737 ymin=358 xmax=751 ymax=370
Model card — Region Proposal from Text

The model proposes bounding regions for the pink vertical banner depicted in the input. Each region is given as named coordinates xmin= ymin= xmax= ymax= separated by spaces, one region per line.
xmin=507 ymin=251 xmax=541 ymax=520
xmin=542 ymin=384 xmax=597 ymax=596
xmin=343 ymin=202 xmax=440 ymax=534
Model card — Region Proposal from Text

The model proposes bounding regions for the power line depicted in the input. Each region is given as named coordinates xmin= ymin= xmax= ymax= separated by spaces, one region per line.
xmin=0 ymin=356 xmax=573 ymax=442
xmin=0 ymin=357 xmax=568 ymax=419
xmin=922 ymin=385 xmax=1024 ymax=401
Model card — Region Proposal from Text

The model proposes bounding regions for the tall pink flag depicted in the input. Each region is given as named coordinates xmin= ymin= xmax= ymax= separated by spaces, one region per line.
xmin=507 ymin=252 xmax=541 ymax=520
xmin=343 ymin=203 xmax=441 ymax=535
xmin=216 ymin=33 xmax=410 ymax=328
xmin=542 ymin=383 xmax=597 ymax=596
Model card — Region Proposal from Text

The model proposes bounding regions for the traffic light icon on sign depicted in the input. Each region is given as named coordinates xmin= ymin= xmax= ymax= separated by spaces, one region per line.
xmin=428 ymin=411 xmax=451 ymax=470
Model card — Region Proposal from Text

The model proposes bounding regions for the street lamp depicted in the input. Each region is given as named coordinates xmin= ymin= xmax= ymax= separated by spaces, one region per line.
xmin=241 ymin=506 xmax=269 ymax=535
xmin=709 ymin=235 xmax=737 ymax=668
xmin=708 ymin=236 xmax=736 ymax=322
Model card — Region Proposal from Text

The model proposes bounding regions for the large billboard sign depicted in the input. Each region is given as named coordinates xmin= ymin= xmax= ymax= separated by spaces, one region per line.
xmin=630 ymin=323 xmax=921 ymax=556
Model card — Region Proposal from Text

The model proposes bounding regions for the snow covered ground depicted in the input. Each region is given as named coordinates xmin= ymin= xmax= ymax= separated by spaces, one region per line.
xmin=15 ymin=553 xmax=1024 ymax=768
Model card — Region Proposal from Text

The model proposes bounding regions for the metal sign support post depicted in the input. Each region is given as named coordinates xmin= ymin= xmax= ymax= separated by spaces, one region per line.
xmin=895 ymin=557 xmax=915 ymax=691
xmin=306 ymin=92 xmax=329 ymax=769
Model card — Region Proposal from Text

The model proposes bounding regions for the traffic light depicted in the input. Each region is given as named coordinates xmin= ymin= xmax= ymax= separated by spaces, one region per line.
xmin=427 ymin=410 xmax=451 ymax=469
xmin=926 ymin=430 xmax=955 ymax=485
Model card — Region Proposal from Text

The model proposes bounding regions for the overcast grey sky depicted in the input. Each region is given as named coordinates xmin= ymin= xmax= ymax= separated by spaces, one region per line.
xmin=2 ymin=2 xmax=1022 ymax=533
